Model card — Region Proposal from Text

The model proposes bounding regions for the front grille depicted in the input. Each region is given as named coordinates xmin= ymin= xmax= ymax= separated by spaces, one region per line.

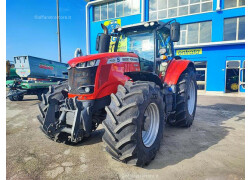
xmin=68 ymin=67 xmax=97 ymax=94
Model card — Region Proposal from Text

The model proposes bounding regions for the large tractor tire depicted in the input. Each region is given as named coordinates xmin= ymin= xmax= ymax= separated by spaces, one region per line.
xmin=169 ymin=67 xmax=197 ymax=127
xmin=37 ymin=81 xmax=69 ymax=142
xmin=38 ymin=81 xmax=68 ymax=117
xmin=102 ymin=81 xmax=165 ymax=167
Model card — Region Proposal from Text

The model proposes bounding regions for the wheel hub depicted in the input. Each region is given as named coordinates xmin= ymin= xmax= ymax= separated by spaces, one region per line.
xmin=142 ymin=103 xmax=160 ymax=147
xmin=187 ymin=80 xmax=196 ymax=115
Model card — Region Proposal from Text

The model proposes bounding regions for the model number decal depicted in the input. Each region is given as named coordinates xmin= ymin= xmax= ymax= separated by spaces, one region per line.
xmin=107 ymin=57 xmax=139 ymax=64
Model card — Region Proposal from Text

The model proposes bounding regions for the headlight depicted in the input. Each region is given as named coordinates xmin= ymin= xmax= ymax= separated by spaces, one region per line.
xmin=76 ymin=60 xmax=100 ymax=68
xmin=76 ymin=62 xmax=86 ymax=68
xmin=87 ymin=60 xmax=96 ymax=67
xmin=84 ymin=87 xmax=90 ymax=93
xmin=78 ymin=86 xmax=94 ymax=94
xmin=150 ymin=22 xmax=155 ymax=26
xmin=144 ymin=23 xmax=149 ymax=27
xmin=159 ymin=48 xmax=167 ymax=55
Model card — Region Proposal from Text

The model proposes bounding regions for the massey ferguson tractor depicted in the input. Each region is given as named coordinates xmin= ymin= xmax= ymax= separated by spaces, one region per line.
xmin=37 ymin=19 xmax=197 ymax=167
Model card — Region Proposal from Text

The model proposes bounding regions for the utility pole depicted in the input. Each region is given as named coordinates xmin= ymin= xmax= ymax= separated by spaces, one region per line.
xmin=56 ymin=0 xmax=62 ymax=62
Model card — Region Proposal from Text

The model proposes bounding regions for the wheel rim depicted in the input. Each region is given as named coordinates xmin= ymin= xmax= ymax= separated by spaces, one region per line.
xmin=142 ymin=103 xmax=160 ymax=147
xmin=187 ymin=80 xmax=196 ymax=115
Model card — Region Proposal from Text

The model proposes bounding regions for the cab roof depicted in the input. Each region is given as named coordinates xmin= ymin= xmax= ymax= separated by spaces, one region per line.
xmin=113 ymin=21 xmax=164 ymax=34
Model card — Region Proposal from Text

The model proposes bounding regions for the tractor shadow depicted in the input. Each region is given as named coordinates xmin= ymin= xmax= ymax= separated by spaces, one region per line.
xmin=146 ymin=102 xmax=245 ymax=170
xmin=6 ymin=98 xmax=39 ymax=102
xmin=75 ymin=129 xmax=105 ymax=146
xmin=72 ymin=97 xmax=245 ymax=169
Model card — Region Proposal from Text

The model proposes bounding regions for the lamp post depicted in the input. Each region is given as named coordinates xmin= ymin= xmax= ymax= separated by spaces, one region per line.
xmin=56 ymin=0 xmax=62 ymax=62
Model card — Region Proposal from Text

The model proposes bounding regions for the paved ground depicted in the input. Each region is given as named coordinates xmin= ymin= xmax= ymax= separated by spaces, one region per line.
xmin=6 ymin=95 xmax=245 ymax=180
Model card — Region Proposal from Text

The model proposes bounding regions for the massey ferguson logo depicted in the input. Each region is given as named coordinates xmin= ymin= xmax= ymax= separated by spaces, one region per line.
xmin=39 ymin=63 xmax=54 ymax=70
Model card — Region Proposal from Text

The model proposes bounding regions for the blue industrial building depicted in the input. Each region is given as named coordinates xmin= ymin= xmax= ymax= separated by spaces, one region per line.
xmin=85 ymin=0 xmax=245 ymax=93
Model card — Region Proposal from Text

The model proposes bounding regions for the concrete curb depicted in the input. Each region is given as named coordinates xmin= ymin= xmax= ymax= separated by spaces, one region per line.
xmin=198 ymin=91 xmax=245 ymax=97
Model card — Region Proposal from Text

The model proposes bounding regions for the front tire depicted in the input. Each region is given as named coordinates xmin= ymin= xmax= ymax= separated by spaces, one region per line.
xmin=102 ymin=81 xmax=165 ymax=167
xmin=37 ymin=89 xmax=48 ymax=101
xmin=37 ymin=81 xmax=69 ymax=142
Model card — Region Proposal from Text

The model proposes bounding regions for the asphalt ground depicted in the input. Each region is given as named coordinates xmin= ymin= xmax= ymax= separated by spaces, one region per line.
xmin=6 ymin=95 xmax=245 ymax=180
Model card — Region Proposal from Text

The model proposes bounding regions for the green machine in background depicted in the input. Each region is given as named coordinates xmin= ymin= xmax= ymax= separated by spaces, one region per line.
xmin=6 ymin=60 xmax=19 ymax=86
xmin=6 ymin=56 xmax=68 ymax=101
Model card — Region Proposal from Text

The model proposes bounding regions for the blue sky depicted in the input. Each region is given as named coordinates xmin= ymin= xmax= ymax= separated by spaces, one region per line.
xmin=6 ymin=0 xmax=87 ymax=63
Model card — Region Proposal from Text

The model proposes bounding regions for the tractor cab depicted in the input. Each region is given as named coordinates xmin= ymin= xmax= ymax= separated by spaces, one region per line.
xmin=96 ymin=20 xmax=180 ymax=76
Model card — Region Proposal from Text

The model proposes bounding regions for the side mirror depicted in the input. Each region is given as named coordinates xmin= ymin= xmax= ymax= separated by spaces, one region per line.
xmin=170 ymin=22 xmax=180 ymax=42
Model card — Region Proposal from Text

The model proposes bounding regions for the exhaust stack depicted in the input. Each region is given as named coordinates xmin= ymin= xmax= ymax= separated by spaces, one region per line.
xmin=96 ymin=24 xmax=111 ymax=53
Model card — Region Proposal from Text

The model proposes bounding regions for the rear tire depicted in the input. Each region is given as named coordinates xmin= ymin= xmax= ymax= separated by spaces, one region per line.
xmin=168 ymin=67 xmax=197 ymax=127
xmin=102 ymin=81 xmax=165 ymax=167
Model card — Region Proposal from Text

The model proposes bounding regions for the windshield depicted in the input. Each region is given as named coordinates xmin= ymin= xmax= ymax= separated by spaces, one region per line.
xmin=116 ymin=30 xmax=154 ymax=71
xmin=112 ymin=27 xmax=171 ymax=72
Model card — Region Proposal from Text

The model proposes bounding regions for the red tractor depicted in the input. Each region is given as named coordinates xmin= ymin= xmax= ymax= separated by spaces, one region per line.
xmin=38 ymin=20 xmax=197 ymax=167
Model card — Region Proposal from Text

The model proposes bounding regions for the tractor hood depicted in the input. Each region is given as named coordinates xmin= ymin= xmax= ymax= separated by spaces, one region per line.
xmin=68 ymin=52 xmax=138 ymax=67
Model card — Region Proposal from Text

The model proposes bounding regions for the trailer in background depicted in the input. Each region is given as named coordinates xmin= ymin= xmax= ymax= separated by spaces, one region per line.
xmin=7 ymin=56 xmax=68 ymax=101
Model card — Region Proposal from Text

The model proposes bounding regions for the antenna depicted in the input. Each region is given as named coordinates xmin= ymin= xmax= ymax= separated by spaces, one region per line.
xmin=56 ymin=0 xmax=62 ymax=62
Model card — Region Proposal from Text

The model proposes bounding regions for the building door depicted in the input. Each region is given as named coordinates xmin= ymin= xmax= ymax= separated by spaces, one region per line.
xmin=194 ymin=61 xmax=207 ymax=92
xmin=225 ymin=60 xmax=241 ymax=93
xmin=239 ymin=60 xmax=245 ymax=91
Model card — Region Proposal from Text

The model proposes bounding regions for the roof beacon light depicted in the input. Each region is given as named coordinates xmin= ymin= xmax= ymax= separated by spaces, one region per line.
xmin=150 ymin=22 xmax=155 ymax=26
xmin=144 ymin=23 xmax=149 ymax=27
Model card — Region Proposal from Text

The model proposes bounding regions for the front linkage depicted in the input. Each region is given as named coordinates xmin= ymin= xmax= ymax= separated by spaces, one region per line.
xmin=38 ymin=82 xmax=106 ymax=143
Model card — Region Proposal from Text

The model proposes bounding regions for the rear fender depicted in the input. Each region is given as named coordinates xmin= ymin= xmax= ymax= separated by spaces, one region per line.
xmin=124 ymin=72 xmax=163 ymax=88
xmin=164 ymin=59 xmax=195 ymax=85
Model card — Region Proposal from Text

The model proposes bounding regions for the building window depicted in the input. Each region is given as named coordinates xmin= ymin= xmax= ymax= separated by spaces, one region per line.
xmin=93 ymin=0 xmax=140 ymax=22
xmin=224 ymin=16 xmax=245 ymax=41
xmin=224 ymin=0 xmax=245 ymax=9
xmin=176 ymin=21 xmax=212 ymax=45
xmin=149 ymin=0 xmax=213 ymax=20
xmin=94 ymin=6 xmax=101 ymax=21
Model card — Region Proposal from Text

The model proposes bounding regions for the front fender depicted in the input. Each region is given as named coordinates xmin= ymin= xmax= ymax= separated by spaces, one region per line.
xmin=124 ymin=72 xmax=163 ymax=89
xmin=164 ymin=59 xmax=195 ymax=85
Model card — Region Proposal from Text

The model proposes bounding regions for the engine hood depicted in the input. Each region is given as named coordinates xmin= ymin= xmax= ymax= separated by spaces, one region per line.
xmin=68 ymin=52 xmax=138 ymax=67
